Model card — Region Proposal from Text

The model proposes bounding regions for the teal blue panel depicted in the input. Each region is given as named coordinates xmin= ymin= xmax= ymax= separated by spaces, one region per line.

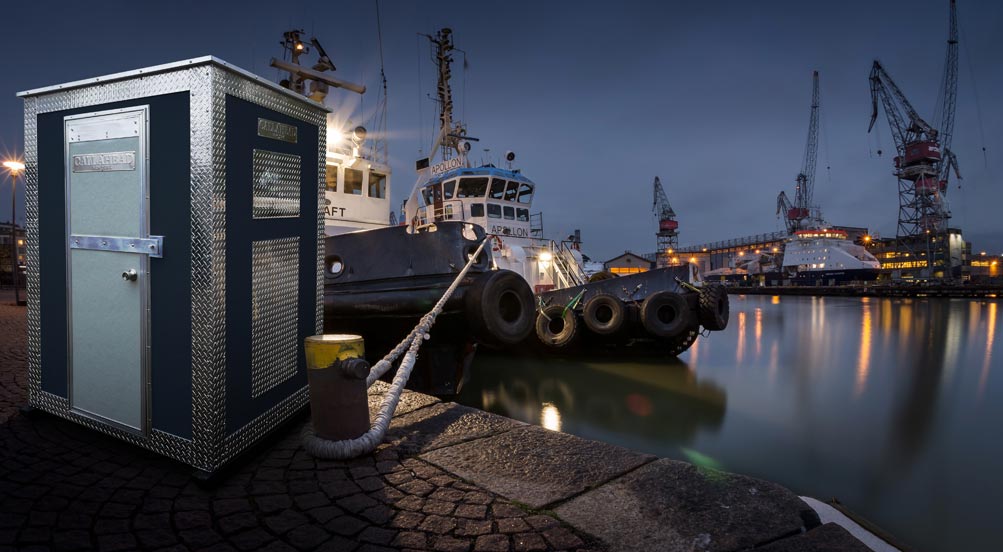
xmin=67 ymin=124 xmax=146 ymax=433
xmin=70 ymin=249 xmax=144 ymax=431
xmin=68 ymin=137 xmax=142 ymax=237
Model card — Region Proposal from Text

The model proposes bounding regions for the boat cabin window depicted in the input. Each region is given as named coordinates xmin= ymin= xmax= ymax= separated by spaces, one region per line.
xmin=344 ymin=167 xmax=364 ymax=195
xmin=516 ymin=208 xmax=529 ymax=221
xmin=487 ymin=203 xmax=502 ymax=218
xmin=369 ymin=172 xmax=387 ymax=199
xmin=489 ymin=179 xmax=507 ymax=200
xmin=516 ymin=183 xmax=534 ymax=204
xmin=504 ymin=181 xmax=520 ymax=201
xmin=457 ymin=177 xmax=488 ymax=198
xmin=421 ymin=186 xmax=434 ymax=205
xmin=443 ymin=179 xmax=456 ymax=200
xmin=503 ymin=206 xmax=515 ymax=220
xmin=470 ymin=203 xmax=485 ymax=217
xmin=325 ymin=164 xmax=340 ymax=191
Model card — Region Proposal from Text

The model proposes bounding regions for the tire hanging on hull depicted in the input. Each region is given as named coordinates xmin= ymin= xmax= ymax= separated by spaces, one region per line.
xmin=465 ymin=269 xmax=535 ymax=347
xmin=581 ymin=292 xmax=626 ymax=336
xmin=639 ymin=291 xmax=691 ymax=338
xmin=535 ymin=305 xmax=579 ymax=348
xmin=698 ymin=284 xmax=729 ymax=331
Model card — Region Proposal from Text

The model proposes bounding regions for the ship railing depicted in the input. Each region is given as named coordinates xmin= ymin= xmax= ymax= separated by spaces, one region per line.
xmin=548 ymin=240 xmax=587 ymax=289
xmin=413 ymin=201 xmax=465 ymax=230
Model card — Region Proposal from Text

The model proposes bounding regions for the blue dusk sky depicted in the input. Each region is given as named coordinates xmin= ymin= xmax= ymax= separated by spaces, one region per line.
xmin=1 ymin=0 xmax=1000 ymax=260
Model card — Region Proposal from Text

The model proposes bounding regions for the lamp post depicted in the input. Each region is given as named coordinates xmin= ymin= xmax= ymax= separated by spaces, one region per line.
xmin=3 ymin=160 xmax=25 ymax=306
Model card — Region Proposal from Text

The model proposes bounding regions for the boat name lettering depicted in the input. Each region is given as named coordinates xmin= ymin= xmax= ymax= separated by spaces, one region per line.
xmin=489 ymin=225 xmax=528 ymax=237
xmin=430 ymin=157 xmax=464 ymax=176
xmin=257 ymin=118 xmax=298 ymax=143
xmin=71 ymin=151 xmax=136 ymax=173
xmin=325 ymin=206 xmax=347 ymax=217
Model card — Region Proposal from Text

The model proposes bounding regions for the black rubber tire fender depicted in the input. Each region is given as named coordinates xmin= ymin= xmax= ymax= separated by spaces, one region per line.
xmin=698 ymin=284 xmax=730 ymax=331
xmin=465 ymin=269 xmax=535 ymax=346
xmin=581 ymin=292 xmax=627 ymax=335
xmin=639 ymin=291 xmax=691 ymax=338
xmin=535 ymin=304 xmax=579 ymax=348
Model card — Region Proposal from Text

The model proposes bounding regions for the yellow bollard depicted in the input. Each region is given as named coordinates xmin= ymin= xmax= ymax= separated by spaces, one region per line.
xmin=304 ymin=334 xmax=370 ymax=440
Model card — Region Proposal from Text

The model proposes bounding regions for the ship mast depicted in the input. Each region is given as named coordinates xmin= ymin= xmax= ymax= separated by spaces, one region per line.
xmin=426 ymin=28 xmax=474 ymax=162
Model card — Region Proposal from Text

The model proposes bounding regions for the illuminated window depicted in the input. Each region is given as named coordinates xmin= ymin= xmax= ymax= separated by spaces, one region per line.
xmin=325 ymin=164 xmax=340 ymax=191
xmin=344 ymin=168 xmax=363 ymax=195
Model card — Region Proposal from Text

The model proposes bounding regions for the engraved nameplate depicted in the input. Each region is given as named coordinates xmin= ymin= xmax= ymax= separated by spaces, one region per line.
xmin=258 ymin=118 xmax=298 ymax=143
xmin=71 ymin=151 xmax=136 ymax=172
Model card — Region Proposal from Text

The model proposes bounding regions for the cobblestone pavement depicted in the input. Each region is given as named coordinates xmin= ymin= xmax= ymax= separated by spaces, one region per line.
xmin=0 ymin=295 xmax=601 ymax=552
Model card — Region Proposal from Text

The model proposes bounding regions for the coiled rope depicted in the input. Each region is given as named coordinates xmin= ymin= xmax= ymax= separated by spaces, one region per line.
xmin=303 ymin=235 xmax=491 ymax=459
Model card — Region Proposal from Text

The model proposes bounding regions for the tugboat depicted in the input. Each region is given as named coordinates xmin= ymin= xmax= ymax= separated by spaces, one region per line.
xmin=288 ymin=28 xmax=730 ymax=393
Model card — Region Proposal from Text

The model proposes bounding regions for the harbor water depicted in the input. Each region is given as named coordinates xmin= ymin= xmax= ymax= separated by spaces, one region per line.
xmin=457 ymin=294 xmax=1001 ymax=552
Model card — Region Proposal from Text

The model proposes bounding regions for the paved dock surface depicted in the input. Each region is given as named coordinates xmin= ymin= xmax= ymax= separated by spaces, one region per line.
xmin=1 ymin=293 xmax=876 ymax=551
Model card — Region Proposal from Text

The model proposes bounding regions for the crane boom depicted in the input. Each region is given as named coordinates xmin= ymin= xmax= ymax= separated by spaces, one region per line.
xmin=795 ymin=70 xmax=820 ymax=223
xmin=937 ymin=0 xmax=959 ymax=183
xmin=868 ymin=61 xmax=936 ymax=151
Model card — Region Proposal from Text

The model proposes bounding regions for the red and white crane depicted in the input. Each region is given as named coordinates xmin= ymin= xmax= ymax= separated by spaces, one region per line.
xmin=868 ymin=0 xmax=961 ymax=268
xmin=653 ymin=176 xmax=679 ymax=267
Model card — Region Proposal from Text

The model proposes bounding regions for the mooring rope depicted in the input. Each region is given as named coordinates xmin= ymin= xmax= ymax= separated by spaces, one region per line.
xmin=303 ymin=235 xmax=491 ymax=459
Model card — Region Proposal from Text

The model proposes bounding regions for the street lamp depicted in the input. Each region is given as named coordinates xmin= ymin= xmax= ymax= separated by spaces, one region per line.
xmin=3 ymin=160 xmax=25 ymax=306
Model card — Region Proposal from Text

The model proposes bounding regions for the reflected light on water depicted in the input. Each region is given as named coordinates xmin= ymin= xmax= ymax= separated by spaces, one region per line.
xmin=977 ymin=302 xmax=997 ymax=403
xmin=689 ymin=332 xmax=700 ymax=366
xmin=736 ymin=311 xmax=746 ymax=364
xmin=755 ymin=308 xmax=763 ymax=357
xmin=855 ymin=303 xmax=872 ymax=397
xmin=899 ymin=302 xmax=913 ymax=339
xmin=540 ymin=402 xmax=562 ymax=432
xmin=771 ymin=295 xmax=780 ymax=305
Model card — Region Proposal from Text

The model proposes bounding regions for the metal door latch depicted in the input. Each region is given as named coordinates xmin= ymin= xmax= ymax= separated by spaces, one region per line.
xmin=121 ymin=269 xmax=138 ymax=282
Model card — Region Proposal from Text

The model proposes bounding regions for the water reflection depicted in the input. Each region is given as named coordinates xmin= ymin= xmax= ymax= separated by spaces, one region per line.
xmin=541 ymin=402 xmax=562 ymax=432
xmin=978 ymin=302 xmax=997 ymax=402
xmin=754 ymin=307 xmax=763 ymax=358
xmin=460 ymin=295 xmax=1003 ymax=552
xmin=855 ymin=300 xmax=872 ymax=397
xmin=736 ymin=311 xmax=746 ymax=364
xmin=461 ymin=354 xmax=727 ymax=446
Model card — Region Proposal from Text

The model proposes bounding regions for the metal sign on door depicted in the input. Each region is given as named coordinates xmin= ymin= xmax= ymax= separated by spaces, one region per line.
xmin=64 ymin=106 xmax=157 ymax=435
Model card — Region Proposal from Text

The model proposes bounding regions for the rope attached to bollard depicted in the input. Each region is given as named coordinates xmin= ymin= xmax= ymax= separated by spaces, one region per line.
xmin=303 ymin=236 xmax=492 ymax=459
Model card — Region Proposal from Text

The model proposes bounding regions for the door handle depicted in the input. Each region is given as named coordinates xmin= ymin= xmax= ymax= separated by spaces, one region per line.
xmin=122 ymin=269 xmax=138 ymax=282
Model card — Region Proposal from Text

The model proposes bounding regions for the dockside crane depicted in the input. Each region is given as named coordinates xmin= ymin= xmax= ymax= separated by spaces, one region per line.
xmin=868 ymin=0 xmax=961 ymax=275
xmin=777 ymin=71 xmax=821 ymax=234
xmin=653 ymin=176 xmax=679 ymax=268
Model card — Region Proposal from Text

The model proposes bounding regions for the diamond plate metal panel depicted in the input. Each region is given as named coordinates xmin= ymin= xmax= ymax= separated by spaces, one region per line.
xmin=250 ymin=237 xmax=300 ymax=397
xmin=252 ymin=149 xmax=301 ymax=219
xmin=23 ymin=60 xmax=326 ymax=474
xmin=316 ymin=124 xmax=326 ymax=336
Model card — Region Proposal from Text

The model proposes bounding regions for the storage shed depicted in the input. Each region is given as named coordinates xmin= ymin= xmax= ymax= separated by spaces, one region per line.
xmin=18 ymin=57 xmax=329 ymax=474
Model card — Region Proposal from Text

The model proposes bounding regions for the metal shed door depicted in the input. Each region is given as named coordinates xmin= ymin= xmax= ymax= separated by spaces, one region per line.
xmin=65 ymin=107 xmax=157 ymax=435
